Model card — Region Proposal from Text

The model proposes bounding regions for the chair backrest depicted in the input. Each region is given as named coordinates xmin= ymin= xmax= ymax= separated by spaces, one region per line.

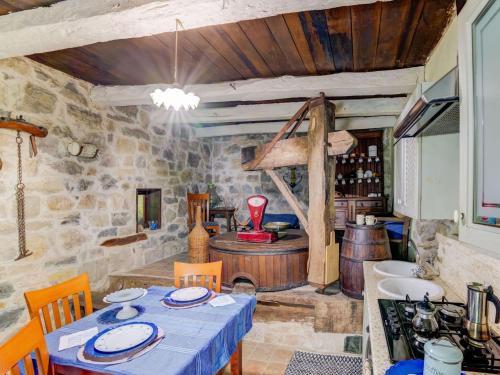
xmin=24 ymin=273 xmax=93 ymax=334
xmin=174 ymin=261 xmax=222 ymax=292
xmin=0 ymin=318 xmax=49 ymax=375
xmin=187 ymin=193 xmax=210 ymax=227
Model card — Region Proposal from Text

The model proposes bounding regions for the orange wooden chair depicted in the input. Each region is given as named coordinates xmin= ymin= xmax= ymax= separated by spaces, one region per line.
xmin=174 ymin=261 xmax=222 ymax=292
xmin=187 ymin=193 xmax=220 ymax=237
xmin=24 ymin=273 xmax=93 ymax=333
xmin=0 ymin=317 xmax=50 ymax=375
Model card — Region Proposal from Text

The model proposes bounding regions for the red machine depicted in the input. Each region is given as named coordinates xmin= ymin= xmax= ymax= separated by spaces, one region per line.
xmin=237 ymin=195 xmax=278 ymax=243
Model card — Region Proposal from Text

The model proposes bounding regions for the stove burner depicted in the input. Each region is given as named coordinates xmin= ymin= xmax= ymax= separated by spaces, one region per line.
xmin=403 ymin=303 xmax=415 ymax=320
xmin=379 ymin=298 xmax=500 ymax=374
xmin=462 ymin=335 xmax=487 ymax=349
xmin=439 ymin=297 xmax=466 ymax=325
xmin=412 ymin=333 xmax=429 ymax=353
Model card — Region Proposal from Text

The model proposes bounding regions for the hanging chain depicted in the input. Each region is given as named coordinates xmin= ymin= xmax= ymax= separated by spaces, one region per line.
xmin=15 ymin=131 xmax=31 ymax=260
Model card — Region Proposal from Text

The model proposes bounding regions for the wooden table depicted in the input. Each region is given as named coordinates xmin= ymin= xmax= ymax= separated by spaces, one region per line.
xmin=208 ymin=229 xmax=309 ymax=291
xmin=209 ymin=207 xmax=237 ymax=232
xmin=44 ymin=286 xmax=255 ymax=375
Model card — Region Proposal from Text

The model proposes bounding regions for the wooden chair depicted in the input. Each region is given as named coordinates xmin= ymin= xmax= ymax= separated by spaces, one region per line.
xmin=174 ymin=261 xmax=222 ymax=292
xmin=0 ymin=317 xmax=49 ymax=375
xmin=187 ymin=193 xmax=220 ymax=237
xmin=24 ymin=273 xmax=93 ymax=334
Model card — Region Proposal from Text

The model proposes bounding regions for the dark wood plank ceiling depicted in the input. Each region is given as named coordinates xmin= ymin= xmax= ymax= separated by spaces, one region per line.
xmin=5 ymin=0 xmax=455 ymax=86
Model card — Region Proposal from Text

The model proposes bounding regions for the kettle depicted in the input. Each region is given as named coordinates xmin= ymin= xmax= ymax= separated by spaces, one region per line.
xmin=412 ymin=294 xmax=439 ymax=338
xmin=464 ymin=282 xmax=500 ymax=342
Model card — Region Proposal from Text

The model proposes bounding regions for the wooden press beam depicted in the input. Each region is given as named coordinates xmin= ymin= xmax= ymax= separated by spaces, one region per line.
xmin=307 ymin=96 xmax=336 ymax=287
xmin=241 ymin=130 xmax=357 ymax=171
xmin=265 ymin=170 xmax=309 ymax=234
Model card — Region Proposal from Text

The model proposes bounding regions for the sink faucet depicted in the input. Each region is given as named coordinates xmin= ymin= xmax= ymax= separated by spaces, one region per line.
xmin=412 ymin=240 xmax=440 ymax=280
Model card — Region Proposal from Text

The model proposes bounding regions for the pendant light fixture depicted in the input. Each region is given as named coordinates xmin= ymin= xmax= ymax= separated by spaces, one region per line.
xmin=150 ymin=19 xmax=200 ymax=111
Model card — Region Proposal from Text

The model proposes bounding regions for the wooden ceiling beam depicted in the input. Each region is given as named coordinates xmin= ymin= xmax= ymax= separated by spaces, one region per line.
xmin=0 ymin=0 xmax=393 ymax=59
xmin=90 ymin=67 xmax=423 ymax=106
xmin=193 ymin=116 xmax=397 ymax=137
xmin=186 ymin=97 xmax=406 ymax=124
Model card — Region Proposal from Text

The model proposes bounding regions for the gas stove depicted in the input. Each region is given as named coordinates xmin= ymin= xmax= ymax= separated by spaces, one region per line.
xmin=379 ymin=298 xmax=500 ymax=373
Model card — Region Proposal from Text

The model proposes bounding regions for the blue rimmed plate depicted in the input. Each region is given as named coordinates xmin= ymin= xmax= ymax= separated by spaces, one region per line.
xmin=169 ymin=287 xmax=209 ymax=303
xmin=162 ymin=290 xmax=213 ymax=308
xmin=84 ymin=322 xmax=158 ymax=359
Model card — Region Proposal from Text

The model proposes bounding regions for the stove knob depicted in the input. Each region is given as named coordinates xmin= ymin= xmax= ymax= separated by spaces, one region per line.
xmin=388 ymin=311 xmax=397 ymax=321
xmin=391 ymin=323 xmax=401 ymax=336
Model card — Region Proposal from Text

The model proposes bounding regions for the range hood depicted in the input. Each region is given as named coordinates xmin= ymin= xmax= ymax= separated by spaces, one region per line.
xmin=394 ymin=67 xmax=459 ymax=141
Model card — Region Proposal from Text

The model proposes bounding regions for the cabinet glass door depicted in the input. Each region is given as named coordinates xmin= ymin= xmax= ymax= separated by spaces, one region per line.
xmin=472 ymin=0 xmax=500 ymax=227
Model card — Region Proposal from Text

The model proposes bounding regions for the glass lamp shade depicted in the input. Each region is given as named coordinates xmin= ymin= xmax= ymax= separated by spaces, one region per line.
xmin=150 ymin=87 xmax=200 ymax=111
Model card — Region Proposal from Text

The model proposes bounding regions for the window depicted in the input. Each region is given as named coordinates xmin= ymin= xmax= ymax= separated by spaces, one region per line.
xmin=136 ymin=189 xmax=161 ymax=232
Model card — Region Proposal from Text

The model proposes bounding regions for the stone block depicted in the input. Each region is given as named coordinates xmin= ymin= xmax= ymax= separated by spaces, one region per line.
xmin=60 ymin=229 xmax=86 ymax=250
xmin=0 ymin=282 xmax=14 ymax=299
xmin=78 ymin=194 xmax=97 ymax=209
xmin=50 ymin=159 xmax=84 ymax=175
xmin=19 ymin=83 xmax=57 ymax=114
xmin=88 ymin=213 xmax=109 ymax=227
xmin=67 ymin=103 xmax=102 ymax=129
xmin=47 ymin=195 xmax=74 ymax=211
xmin=99 ymin=174 xmax=118 ymax=190
xmin=61 ymin=82 xmax=88 ymax=106
xmin=61 ymin=213 xmax=81 ymax=225
xmin=44 ymin=256 xmax=77 ymax=267
xmin=0 ymin=308 xmax=24 ymax=330
xmin=98 ymin=227 xmax=118 ymax=238
xmin=115 ymin=137 xmax=137 ymax=154
xmin=111 ymin=212 xmax=130 ymax=226
xmin=122 ymin=127 xmax=150 ymax=141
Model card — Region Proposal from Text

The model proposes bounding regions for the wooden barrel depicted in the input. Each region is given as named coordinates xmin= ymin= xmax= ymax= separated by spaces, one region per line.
xmin=341 ymin=222 xmax=391 ymax=299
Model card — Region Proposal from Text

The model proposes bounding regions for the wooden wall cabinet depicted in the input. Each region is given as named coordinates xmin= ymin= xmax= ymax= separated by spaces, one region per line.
xmin=458 ymin=0 xmax=500 ymax=253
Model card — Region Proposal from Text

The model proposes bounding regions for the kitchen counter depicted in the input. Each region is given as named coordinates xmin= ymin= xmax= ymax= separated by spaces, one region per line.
xmin=363 ymin=261 xmax=490 ymax=375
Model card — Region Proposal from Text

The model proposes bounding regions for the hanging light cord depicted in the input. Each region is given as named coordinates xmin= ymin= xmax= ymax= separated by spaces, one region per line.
xmin=173 ymin=18 xmax=184 ymax=84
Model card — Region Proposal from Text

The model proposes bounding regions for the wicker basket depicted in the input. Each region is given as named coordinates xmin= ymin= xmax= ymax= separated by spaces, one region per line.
xmin=188 ymin=205 xmax=209 ymax=263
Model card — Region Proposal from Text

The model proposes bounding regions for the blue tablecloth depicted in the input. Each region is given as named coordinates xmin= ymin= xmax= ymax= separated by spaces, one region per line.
xmin=45 ymin=287 xmax=256 ymax=375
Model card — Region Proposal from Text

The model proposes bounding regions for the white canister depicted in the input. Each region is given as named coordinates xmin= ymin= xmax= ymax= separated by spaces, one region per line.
xmin=423 ymin=338 xmax=463 ymax=375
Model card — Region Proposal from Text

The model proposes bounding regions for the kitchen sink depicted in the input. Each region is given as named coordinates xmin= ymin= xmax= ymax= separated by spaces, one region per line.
xmin=373 ymin=260 xmax=417 ymax=278
xmin=377 ymin=277 xmax=444 ymax=300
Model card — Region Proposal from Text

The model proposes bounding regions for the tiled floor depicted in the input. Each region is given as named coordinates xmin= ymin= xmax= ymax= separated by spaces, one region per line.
xmin=224 ymin=320 xmax=359 ymax=375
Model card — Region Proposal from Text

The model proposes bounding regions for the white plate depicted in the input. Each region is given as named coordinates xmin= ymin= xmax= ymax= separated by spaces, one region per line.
xmin=170 ymin=287 xmax=209 ymax=302
xmin=104 ymin=288 xmax=146 ymax=303
xmin=94 ymin=324 xmax=154 ymax=353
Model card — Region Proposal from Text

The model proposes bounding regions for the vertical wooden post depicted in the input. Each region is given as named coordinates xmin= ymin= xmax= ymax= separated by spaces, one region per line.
xmin=307 ymin=95 xmax=337 ymax=286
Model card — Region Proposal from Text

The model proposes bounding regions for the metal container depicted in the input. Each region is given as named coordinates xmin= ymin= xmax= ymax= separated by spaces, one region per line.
xmin=464 ymin=282 xmax=500 ymax=342
xmin=424 ymin=338 xmax=463 ymax=375
xmin=412 ymin=295 xmax=439 ymax=338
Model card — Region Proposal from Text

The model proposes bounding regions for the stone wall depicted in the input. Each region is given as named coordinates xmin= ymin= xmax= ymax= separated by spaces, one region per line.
xmin=0 ymin=57 xmax=211 ymax=341
xmin=210 ymin=134 xmax=309 ymax=225
xmin=436 ymin=233 xmax=500 ymax=332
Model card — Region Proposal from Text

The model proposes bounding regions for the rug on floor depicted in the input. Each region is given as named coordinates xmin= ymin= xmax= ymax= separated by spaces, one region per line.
xmin=285 ymin=351 xmax=362 ymax=375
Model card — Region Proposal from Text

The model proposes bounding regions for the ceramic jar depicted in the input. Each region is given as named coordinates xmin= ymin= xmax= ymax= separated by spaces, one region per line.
xmin=423 ymin=338 xmax=463 ymax=375
xmin=188 ymin=205 xmax=209 ymax=263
